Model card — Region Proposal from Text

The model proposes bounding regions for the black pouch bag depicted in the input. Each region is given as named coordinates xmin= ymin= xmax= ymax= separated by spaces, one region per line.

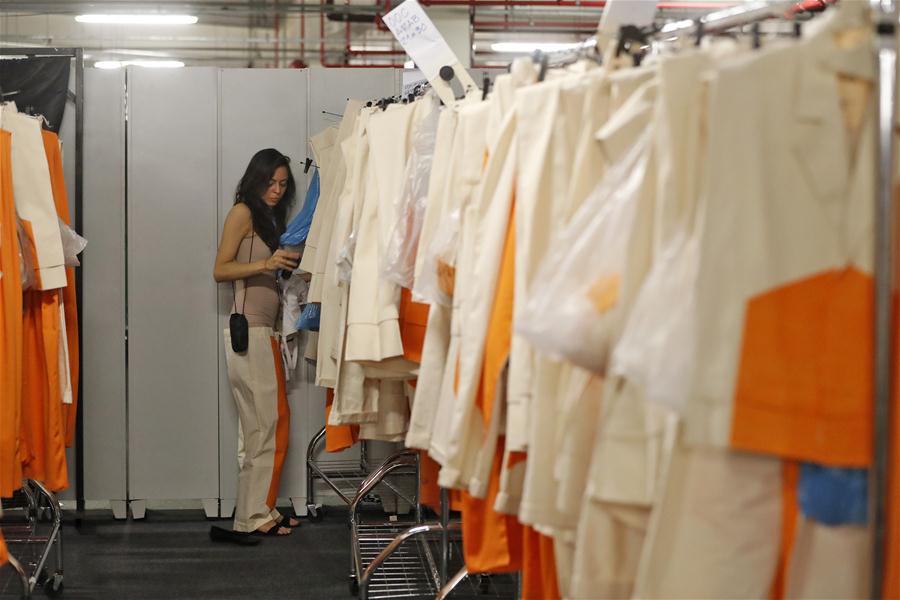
xmin=229 ymin=312 xmax=249 ymax=353
xmin=230 ymin=233 xmax=255 ymax=353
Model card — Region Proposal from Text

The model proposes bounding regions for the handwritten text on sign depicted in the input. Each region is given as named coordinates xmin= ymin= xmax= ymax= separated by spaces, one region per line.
xmin=382 ymin=0 xmax=459 ymax=82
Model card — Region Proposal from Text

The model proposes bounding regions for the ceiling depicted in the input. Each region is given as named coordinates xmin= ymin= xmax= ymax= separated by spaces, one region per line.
xmin=0 ymin=1 xmax=754 ymax=68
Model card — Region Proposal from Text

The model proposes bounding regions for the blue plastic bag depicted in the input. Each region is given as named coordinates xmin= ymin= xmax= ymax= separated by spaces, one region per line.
xmin=798 ymin=463 xmax=868 ymax=526
xmin=280 ymin=170 xmax=320 ymax=247
xmin=296 ymin=302 xmax=321 ymax=332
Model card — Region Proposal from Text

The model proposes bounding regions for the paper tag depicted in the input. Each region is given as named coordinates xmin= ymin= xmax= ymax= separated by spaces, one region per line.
xmin=382 ymin=0 xmax=459 ymax=82
xmin=598 ymin=0 xmax=656 ymax=37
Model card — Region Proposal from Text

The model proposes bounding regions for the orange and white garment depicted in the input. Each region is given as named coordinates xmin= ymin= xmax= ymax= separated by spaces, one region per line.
xmin=0 ymin=103 xmax=66 ymax=290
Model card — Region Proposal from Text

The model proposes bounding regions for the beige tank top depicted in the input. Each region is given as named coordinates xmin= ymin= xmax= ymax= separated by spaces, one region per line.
xmin=233 ymin=233 xmax=279 ymax=328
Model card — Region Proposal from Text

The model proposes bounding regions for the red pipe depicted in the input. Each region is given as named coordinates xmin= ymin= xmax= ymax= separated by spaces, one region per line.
xmin=320 ymin=0 xmax=405 ymax=67
xmin=474 ymin=20 xmax=598 ymax=29
xmin=347 ymin=49 xmax=408 ymax=55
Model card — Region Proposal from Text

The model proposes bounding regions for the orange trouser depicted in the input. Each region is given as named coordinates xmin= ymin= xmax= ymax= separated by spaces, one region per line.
xmin=42 ymin=130 xmax=79 ymax=447
xmin=20 ymin=287 xmax=69 ymax=492
xmin=0 ymin=130 xmax=24 ymax=498
xmin=325 ymin=389 xmax=359 ymax=453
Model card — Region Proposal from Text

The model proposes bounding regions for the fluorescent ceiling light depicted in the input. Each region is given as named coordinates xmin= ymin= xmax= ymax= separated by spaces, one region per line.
xmin=490 ymin=41 xmax=580 ymax=53
xmin=76 ymin=14 xmax=198 ymax=25
xmin=349 ymin=45 xmax=392 ymax=52
xmin=94 ymin=60 xmax=185 ymax=69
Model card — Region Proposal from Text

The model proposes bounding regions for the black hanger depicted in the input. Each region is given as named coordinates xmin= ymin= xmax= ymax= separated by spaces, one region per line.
xmin=616 ymin=25 xmax=650 ymax=67
xmin=752 ymin=22 xmax=762 ymax=49
xmin=304 ymin=158 xmax=318 ymax=173
xmin=481 ymin=73 xmax=491 ymax=101
xmin=532 ymin=51 xmax=549 ymax=82
xmin=694 ymin=20 xmax=705 ymax=47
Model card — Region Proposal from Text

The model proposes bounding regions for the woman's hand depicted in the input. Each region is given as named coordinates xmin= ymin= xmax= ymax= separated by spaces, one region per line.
xmin=265 ymin=249 xmax=301 ymax=272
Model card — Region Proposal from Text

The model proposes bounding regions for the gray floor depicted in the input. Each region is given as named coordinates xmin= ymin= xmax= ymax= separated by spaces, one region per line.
xmin=2 ymin=507 xmax=352 ymax=600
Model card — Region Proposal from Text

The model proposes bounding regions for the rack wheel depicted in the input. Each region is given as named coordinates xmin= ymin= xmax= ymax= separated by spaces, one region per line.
xmin=348 ymin=577 xmax=359 ymax=596
xmin=44 ymin=573 xmax=63 ymax=597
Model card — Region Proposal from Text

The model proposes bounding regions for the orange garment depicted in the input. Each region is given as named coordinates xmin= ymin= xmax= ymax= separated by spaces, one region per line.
xmin=731 ymin=268 xmax=873 ymax=467
xmin=460 ymin=199 xmax=523 ymax=574
xmin=770 ymin=461 xmax=800 ymax=600
xmin=461 ymin=440 xmax=523 ymax=573
xmin=419 ymin=450 xmax=442 ymax=513
xmin=0 ymin=532 xmax=7 ymax=565
xmin=41 ymin=130 xmax=79 ymax=447
xmin=0 ymin=129 xmax=24 ymax=498
xmin=325 ymin=388 xmax=359 ymax=453
xmin=521 ymin=525 xmax=561 ymax=600
xmin=21 ymin=285 xmax=68 ymax=492
xmin=265 ymin=337 xmax=291 ymax=509
xmin=398 ymin=287 xmax=429 ymax=363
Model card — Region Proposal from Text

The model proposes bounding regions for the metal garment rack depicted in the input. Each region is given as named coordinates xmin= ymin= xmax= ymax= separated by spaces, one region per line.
xmin=439 ymin=2 xmax=896 ymax=597
xmin=0 ymin=46 xmax=84 ymax=599
xmin=305 ymin=425 xmax=372 ymax=519
xmin=1 ymin=480 xmax=65 ymax=598
xmin=659 ymin=2 xmax=898 ymax=595
xmin=0 ymin=47 xmax=86 ymax=515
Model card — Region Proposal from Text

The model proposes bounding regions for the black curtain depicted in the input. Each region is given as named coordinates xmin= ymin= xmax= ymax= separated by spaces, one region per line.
xmin=0 ymin=56 xmax=71 ymax=133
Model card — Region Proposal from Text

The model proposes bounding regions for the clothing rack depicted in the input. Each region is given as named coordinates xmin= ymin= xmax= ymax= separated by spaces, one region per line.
xmin=484 ymin=1 xmax=897 ymax=595
xmin=638 ymin=2 xmax=897 ymax=595
xmin=0 ymin=47 xmax=86 ymax=518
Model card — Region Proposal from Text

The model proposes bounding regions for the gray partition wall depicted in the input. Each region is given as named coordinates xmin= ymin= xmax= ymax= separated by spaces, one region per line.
xmin=78 ymin=67 xmax=401 ymax=517
xmin=81 ymin=68 xmax=128 ymax=517
xmin=127 ymin=67 xmax=221 ymax=517
xmin=218 ymin=69 xmax=308 ymax=518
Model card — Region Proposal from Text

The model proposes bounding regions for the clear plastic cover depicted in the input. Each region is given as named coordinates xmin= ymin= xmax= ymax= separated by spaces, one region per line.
xmin=516 ymin=129 xmax=653 ymax=374
xmin=413 ymin=207 xmax=460 ymax=307
xmin=336 ymin=229 xmax=357 ymax=284
xmin=381 ymin=96 xmax=441 ymax=288
xmin=58 ymin=218 xmax=88 ymax=267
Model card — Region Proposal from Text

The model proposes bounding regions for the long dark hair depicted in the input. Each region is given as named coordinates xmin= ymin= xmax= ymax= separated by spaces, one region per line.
xmin=235 ymin=148 xmax=296 ymax=252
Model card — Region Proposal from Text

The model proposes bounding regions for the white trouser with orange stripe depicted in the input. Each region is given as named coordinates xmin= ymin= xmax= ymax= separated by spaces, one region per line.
xmin=224 ymin=326 xmax=291 ymax=532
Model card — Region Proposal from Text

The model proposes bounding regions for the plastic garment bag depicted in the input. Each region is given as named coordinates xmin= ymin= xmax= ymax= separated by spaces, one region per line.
xmin=414 ymin=207 xmax=460 ymax=307
xmin=281 ymin=274 xmax=309 ymax=336
xmin=381 ymin=97 xmax=441 ymax=288
xmin=611 ymin=227 xmax=700 ymax=412
xmin=516 ymin=129 xmax=653 ymax=373
xmin=58 ymin=218 xmax=87 ymax=267
xmin=296 ymin=302 xmax=321 ymax=332
xmin=280 ymin=169 xmax=320 ymax=249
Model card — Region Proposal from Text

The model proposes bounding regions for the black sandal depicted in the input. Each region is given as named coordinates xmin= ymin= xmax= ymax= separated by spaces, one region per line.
xmin=276 ymin=513 xmax=302 ymax=528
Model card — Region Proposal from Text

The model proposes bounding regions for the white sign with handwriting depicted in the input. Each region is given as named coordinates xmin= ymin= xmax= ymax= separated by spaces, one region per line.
xmin=382 ymin=0 xmax=459 ymax=82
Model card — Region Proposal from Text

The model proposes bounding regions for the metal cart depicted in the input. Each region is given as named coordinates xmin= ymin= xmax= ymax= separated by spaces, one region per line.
xmin=306 ymin=426 xmax=372 ymax=521
xmin=348 ymin=450 xmax=422 ymax=596
xmin=353 ymin=479 xmax=518 ymax=600
xmin=0 ymin=480 xmax=64 ymax=598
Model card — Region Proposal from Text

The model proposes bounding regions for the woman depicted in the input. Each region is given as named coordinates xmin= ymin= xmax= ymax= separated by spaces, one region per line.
xmin=214 ymin=148 xmax=302 ymax=537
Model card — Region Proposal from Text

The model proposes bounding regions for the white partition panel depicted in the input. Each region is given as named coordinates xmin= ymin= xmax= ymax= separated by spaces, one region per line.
xmin=127 ymin=67 xmax=220 ymax=505
xmin=81 ymin=68 xmax=128 ymax=512
xmin=218 ymin=69 xmax=309 ymax=517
